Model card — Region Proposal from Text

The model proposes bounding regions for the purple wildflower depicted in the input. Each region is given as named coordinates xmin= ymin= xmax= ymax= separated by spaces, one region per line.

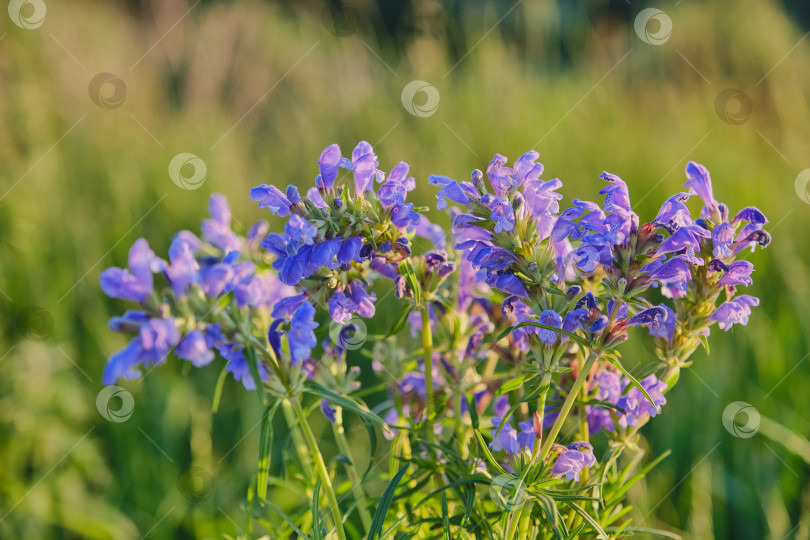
xmin=482 ymin=194 xmax=514 ymax=233
xmin=684 ymin=161 xmax=718 ymax=216
xmin=618 ymin=375 xmax=667 ymax=427
xmin=718 ymin=260 xmax=754 ymax=287
xmin=321 ymin=400 xmax=337 ymax=423
xmin=175 ymin=327 xmax=218 ymax=367
xmin=428 ymin=175 xmax=477 ymax=210
xmin=537 ymin=310 xmax=563 ymax=346
xmin=348 ymin=280 xmax=376 ymax=318
xmin=316 ymin=144 xmax=346 ymax=190
xmin=628 ymin=305 xmax=675 ymax=342
xmin=285 ymin=215 xmax=318 ymax=245
xmin=219 ymin=343 xmax=269 ymax=391
xmin=654 ymin=193 xmax=692 ymax=231
xmin=710 ymin=295 xmax=759 ymax=330
xmin=599 ymin=172 xmax=632 ymax=213
xmin=712 ymin=222 xmax=735 ymax=258
xmin=102 ymin=337 xmax=146 ymax=384
xmin=288 ymin=301 xmax=318 ymax=364
xmin=165 ymin=237 xmax=199 ymax=296
xmin=201 ymin=194 xmax=241 ymax=253
xmin=551 ymin=443 xmax=596 ymax=481
xmin=99 ymin=238 xmax=164 ymax=302
xmin=489 ymin=273 xmax=527 ymax=298
xmin=586 ymin=371 xmax=622 ymax=433
xmin=378 ymin=161 xmax=415 ymax=207
xmin=349 ymin=141 xmax=385 ymax=195
xmin=250 ymin=184 xmax=293 ymax=216
xmin=657 ymin=224 xmax=710 ymax=255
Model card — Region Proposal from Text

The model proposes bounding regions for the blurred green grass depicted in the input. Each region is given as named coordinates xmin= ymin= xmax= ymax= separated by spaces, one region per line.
xmin=1 ymin=0 xmax=809 ymax=538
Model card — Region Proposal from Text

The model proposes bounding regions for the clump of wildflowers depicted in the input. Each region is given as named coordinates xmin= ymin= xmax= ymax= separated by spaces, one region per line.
xmin=99 ymin=145 xmax=769 ymax=539
xmin=251 ymin=142 xmax=422 ymax=327
xmin=100 ymin=194 xmax=296 ymax=389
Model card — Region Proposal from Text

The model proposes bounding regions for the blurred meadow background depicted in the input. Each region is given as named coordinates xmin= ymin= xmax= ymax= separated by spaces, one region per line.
xmin=1 ymin=0 xmax=810 ymax=538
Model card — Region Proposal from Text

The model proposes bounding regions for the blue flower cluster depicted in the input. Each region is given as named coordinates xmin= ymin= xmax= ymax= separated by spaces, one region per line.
xmin=427 ymin=152 xmax=770 ymax=477
xmin=430 ymin=154 xmax=770 ymax=357
xmin=99 ymin=194 xmax=316 ymax=390
xmin=251 ymin=142 xmax=423 ymax=324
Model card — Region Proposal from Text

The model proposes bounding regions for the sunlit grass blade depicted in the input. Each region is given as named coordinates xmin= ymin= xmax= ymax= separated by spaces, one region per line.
xmin=257 ymin=400 xmax=280 ymax=502
xmin=564 ymin=501 xmax=607 ymax=538
xmin=369 ymin=463 xmax=411 ymax=540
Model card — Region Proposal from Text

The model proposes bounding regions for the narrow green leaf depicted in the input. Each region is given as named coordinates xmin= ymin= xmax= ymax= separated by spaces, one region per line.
xmin=565 ymin=524 xmax=583 ymax=539
xmin=380 ymin=515 xmax=410 ymax=538
xmin=473 ymin=431 xmax=508 ymax=476
xmin=264 ymin=500 xmax=312 ymax=539
xmin=246 ymin=477 xmax=255 ymax=535
xmin=257 ymin=401 xmax=280 ymax=502
xmin=398 ymin=260 xmax=422 ymax=306
xmin=499 ymin=375 xmax=525 ymax=394
xmin=303 ymin=381 xmax=387 ymax=427
xmin=393 ymin=525 xmax=421 ymax=539
xmin=462 ymin=487 xmax=474 ymax=528
xmin=368 ymin=303 xmax=415 ymax=341
xmin=388 ymin=303 xmax=415 ymax=337
xmin=363 ymin=418 xmax=378 ymax=478
xmin=564 ymin=501 xmax=607 ymax=538
xmin=441 ymin=491 xmax=451 ymax=538
xmin=244 ymin=346 xmax=268 ymax=405
xmin=496 ymin=322 xmax=589 ymax=346
xmin=536 ymin=493 xmax=563 ymax=540
xmin=311 ymin=477 xmax=323 ymax=540
xmin=605 ymin=526 xmax=682 ymax=539
xmin=369 ymin=463 xmax=411 ymax=540
xmin=699 ymin=334 xmax=710 ymax=354
xmin=466 ymin=391 xmax=480 ymax=430
xmin=609 ymin=356 xmax=657 ymax=410
xmin=413 ymin=477 xmax=491 ymax=510
xmin=211 ymin=366 xmax=228 ymax=413
xmin=607 ymin=449 xmax=671 ymax=506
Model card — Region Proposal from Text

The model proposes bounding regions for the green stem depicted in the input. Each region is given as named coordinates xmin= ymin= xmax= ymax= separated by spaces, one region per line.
xmin=517 ymin=501 xmax=533 ymax=538
xmin=578 ymin=354 xmax=590 ymax=443
xmin=577 ymin=356 xmax=591 ymax=484
xmin=454 ymin=385 xmax=465 ymax=456
xmin=422 ymin=305 xmax=437 ymax=445
xmin=281 ymin=400 xmax=314 ymax=478
xmin=532 ymin=371 xmax=553 ymax=462
xmin=332 ymin=407 xmax=373 ymax=533
xmin=505 ymin=371 xmax=552 ymax=536
xmin=504 ymin=493 xmax=529 ymax=539
xmin=538 ymin=349 xmax=600 ymax=460
xmin=290 ymin=398 xmax=347 ymax=540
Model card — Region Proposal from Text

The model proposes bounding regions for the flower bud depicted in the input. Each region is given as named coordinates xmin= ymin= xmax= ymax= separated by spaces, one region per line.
xmin=286 ymin=185 xmax=302 ymax=204
xmin=512 ymin=193 xmax=524 ymax=211
xmin=603 ymin=318 xmax=629 ymax=348
xmin=532 ymin=411 xmax=543 ymax=442
xmin=471 ymin=169 xmax=486 ymax=194
xmin=395 ymin=275 xmax=410 ymax=298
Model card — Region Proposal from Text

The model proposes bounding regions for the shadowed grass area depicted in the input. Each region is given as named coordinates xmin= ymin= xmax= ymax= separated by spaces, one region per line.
xmin=0 ymin=1 xmax=808 ymax=538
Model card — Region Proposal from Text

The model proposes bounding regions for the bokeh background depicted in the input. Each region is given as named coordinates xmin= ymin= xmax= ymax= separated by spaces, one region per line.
xmin=1 ymin=0 xmax=810 ymax=538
